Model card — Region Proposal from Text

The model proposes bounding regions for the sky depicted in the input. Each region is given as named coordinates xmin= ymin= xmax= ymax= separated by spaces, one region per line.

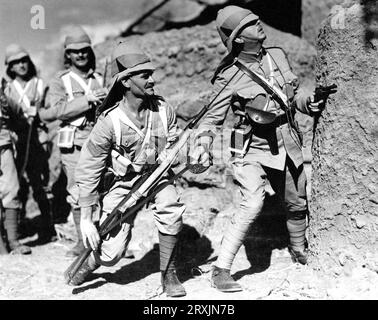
xmin=0 ymin=0 xmax=143 ymax=76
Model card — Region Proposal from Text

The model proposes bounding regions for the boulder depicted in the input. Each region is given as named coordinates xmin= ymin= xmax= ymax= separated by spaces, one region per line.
xmin=309 ymin=1 xmax=378 ymax=277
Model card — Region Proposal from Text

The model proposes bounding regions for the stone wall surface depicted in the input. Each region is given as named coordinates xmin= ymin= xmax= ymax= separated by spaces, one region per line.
xmin=302 ymin=0 xmax=345 ymax=45
xmin=309 ymin=1 xmax=378 ymax=276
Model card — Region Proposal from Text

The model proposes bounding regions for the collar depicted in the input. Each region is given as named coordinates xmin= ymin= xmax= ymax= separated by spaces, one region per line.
xmin=69 ymin=67 xmax=95 ymax=79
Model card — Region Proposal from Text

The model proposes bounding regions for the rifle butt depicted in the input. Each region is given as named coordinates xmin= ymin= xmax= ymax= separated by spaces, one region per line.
xmin=63 ymin=247 xmax=92 ymax=284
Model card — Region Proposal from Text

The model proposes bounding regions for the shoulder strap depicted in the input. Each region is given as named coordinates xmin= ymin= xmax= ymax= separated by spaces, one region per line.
xmin=109 ymin=108 xmax=122 ymax=147
xmin=116 ymin=107 xmax=145 ymax=138
xmin=158 ymin=105 xmax=168 ymax=136
xmin=93 ymin=73 xmax=104 ymax=87
xmin=61 ymin=73 xmax=74 ymax=101
xmin=12 ymin=79 xmax=32 ymax=108
xmin=61 ymin=72 xmax=88 ymax=127
xmin=234 ymin=59 xmax=288 ymax=109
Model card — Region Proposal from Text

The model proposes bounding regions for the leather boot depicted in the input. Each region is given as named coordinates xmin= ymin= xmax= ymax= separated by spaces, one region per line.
xmin=37 ymin=197 xmax=57 ymax=244
xmin=4 ymin=208 xmax=31 ymax=255
xmin=288 ymin=245 xmax=308 ymax=265
xmin=159 ymin=232 xmax=186 ymax=297
xmin=65 ymin=255 xmax=99 ymax=286
xmin=161 ymin=269 xmax=186 ymax=297
xmin=66 ymin=209 xmax=85 ymax=257
xmin=0 ymin=224 xmax=9 ymax=254
xmin=211 ymin=266 xmax=242 ymax=292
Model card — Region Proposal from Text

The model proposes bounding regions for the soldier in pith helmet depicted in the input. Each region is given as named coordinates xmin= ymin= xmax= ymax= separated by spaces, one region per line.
xmin=41 ymin=26 xmax=108 ymax=257
xmin=66 ymin=41 xmax=187 ymax=298
xmin=4 ymin=43 xmax=56 ymax=246
xmin=192 ymin=5 xmax=328 ymax=292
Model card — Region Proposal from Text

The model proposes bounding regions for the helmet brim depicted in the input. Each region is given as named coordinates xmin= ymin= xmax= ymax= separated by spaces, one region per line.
xmin=6 ymin=52 xmax=29 ymax=65
xmin=65 ymin=42 xmax=92 ymax=51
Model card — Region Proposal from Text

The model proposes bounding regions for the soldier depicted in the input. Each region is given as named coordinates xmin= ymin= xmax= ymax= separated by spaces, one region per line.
xmin=4 ymin=44 xmax=56 ymax=245
xmin=0 ymin=45 xmax=34 ymax=254
xmin=67 ymin=41 xmax=187 ymax=298
xmin=40 ymin=26 xmax=107 ymax=257
xmin=192 ymin=6 xmax=326 ymax=292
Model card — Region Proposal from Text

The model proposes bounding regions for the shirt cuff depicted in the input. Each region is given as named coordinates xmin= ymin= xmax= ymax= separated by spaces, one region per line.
xmin=78 ymin=194 xmax=99 ymax=208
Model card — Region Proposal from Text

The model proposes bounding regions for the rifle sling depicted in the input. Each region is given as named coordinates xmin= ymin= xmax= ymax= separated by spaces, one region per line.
xmin=234 ymin=60 xmax=288 ymax=110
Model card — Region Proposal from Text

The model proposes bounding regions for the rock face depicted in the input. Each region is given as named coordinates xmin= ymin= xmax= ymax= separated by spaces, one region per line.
xmin=309 ymin=2 xmax=378 ymax=276
xmin=302 ymin=0 xmax=345 ymax=45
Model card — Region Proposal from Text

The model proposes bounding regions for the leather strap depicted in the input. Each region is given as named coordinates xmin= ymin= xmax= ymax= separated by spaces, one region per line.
xmin=234 ymin=59 xmax=289 ymax=110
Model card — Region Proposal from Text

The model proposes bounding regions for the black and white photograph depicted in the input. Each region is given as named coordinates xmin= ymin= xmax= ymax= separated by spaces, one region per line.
xmin=0 ymin=0 xmax=377 ymax=306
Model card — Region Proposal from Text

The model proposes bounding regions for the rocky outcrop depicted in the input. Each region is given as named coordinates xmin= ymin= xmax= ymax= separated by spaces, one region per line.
xmin=302 ymin=0 xmax=345 ymax=45
xmin=309 ymin=1 xmax=378 ymax=277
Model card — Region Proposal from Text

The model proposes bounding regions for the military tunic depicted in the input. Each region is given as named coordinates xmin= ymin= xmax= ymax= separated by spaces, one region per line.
xmin=75 ymin=96 xmax=185 ymax=265
xmin=197 ymin=48 xmax=312 ymax=219
xmin=5 ymin=77 xmax=53 ymax=204
xmin=0 ymin=88 xmax=23 ymax=209
xmin=41 ymin=68 xmax=103 ymax=209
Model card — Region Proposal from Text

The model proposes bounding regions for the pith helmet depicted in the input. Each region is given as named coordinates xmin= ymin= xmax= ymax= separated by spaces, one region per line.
xmin=64 ymin=26 xmax=92 ymax=52
xmin=4 ymin=44 xmax=29 ymax=65
xmin=97 ymin=41 xmax=155 ymax=115
xmin=216 ymin=5 xmax=259 ymax=52
xmin=110 ymin=40 xmax=155 ymax=82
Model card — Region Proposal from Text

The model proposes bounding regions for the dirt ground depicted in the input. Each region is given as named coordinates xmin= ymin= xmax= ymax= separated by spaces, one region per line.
xmin=1 ymin=202 xmax=377 ymax=301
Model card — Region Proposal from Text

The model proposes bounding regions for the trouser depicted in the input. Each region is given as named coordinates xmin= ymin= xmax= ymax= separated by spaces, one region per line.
xmin=93 ymin=177 xmax=185 ymax=266
xmin=60 ymin=145 xmax=81 ymax=209
xmin=0 ymin=146 xmax=23 ymax=249
xmin=16 ymin=136 xmax=54 ymax=232
xmin=216 ymin=155 xmax=308 ymax=269
xmin=0 ymin=145 xmax=21 ymax=209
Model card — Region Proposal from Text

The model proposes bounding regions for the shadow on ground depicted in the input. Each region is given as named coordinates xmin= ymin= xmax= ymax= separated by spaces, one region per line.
xmin=70 ymin=196 xmax=290 ymax=294
xmin=233 ymin=195 xmax=289 ymax=280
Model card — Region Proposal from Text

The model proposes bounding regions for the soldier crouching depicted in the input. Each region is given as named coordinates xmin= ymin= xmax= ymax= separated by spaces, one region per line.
xmin=66 ymin=41 xmax=186 ymax=298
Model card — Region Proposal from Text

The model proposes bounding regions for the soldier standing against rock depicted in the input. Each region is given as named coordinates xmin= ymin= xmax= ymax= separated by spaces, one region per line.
xmin=67 ymin=41 xmax=187 ymax=298
xmin=192 ymin=6 xmax=327 ymax=292
xmin=40 ymin=26 xmax=107 ymax=257
xmin=4 ymin=44 xmax=56 ymax=245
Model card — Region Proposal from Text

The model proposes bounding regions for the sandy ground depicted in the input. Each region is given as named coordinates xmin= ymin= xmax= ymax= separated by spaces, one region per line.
xmin=1 ymin=209 xmax=377 ymax=301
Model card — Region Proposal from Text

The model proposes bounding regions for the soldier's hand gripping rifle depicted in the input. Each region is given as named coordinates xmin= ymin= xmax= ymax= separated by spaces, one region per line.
xmin=64 ymin=71 xmax=238 ymax=284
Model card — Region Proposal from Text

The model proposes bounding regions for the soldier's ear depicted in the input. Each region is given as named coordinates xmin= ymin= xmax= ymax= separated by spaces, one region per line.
xmin=120 ymin=78 xmax=130 ymax=89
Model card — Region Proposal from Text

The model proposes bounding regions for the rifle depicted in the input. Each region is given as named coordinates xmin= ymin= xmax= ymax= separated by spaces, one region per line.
xmin=0 ymin=181 xmax=9 ymax=254
xmin=19 ymin=78 xmax=41 ymax=177
xmin=64 ymin=69 xmax=239 ymax=284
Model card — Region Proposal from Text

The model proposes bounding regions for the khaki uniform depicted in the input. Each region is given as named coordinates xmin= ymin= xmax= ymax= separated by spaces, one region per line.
xmin=75 ymin=97 xmax=185 ymax=265
xmin=5 ymin=77 xmax=52 ymax=206
xmin=197 ymin=48 xmax=312 ymax=220
xmin=41 ymin=68 xmax=103 ymax=209
xmin=0 ymin=85 xmax=24 ymax=210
